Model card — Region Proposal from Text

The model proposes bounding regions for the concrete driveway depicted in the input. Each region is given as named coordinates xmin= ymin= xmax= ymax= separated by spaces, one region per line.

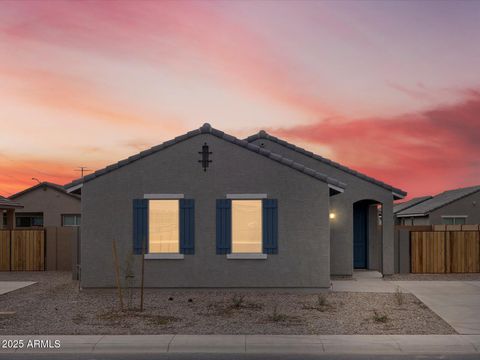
xmin=0 ymin=281 xmax=36 ymax=295
xmin=397 ymin=281 xmax=480 ymax=335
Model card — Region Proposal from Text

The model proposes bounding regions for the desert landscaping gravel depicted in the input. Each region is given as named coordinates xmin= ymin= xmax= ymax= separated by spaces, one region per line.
xmin=388 ymin=273 xmax=480 ymax=281
xmin=0 ymin=272 xmax=455 ymax=335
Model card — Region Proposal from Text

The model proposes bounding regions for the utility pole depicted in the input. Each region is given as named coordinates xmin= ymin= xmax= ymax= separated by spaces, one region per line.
xmin=75 ymin=166 xmax=92 ymax=178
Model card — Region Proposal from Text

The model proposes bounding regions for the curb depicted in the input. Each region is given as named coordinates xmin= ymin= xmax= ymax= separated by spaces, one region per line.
xmin=0 ymin=335 xmax=479 ymax=354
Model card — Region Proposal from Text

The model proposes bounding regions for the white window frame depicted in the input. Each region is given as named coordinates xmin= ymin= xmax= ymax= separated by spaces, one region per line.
xmin=441 ymin=215 xmax=467 ymax=225
xmin=228 ymin=195 xmax=267 ymax=260
xmin=145 ymin=195 xmax=182 ymax=257
xmin=61 ymin=214 xmax=81 ymax=227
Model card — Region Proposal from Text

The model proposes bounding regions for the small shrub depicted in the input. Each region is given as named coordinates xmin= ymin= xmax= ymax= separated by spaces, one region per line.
xmin=317 ymin=294 xmax=328 ymax=308
xmin=168 ymin=297 xmax=174 ymax=301
xmin=231 ymin=294 xmax=245 ymax=309
xmin=372 ymin=310 xmax=389 ymax=323
xmin=395 ymin=286 xmax=404 ymax=306
xmin=303 ymin=294 xmax=330 ymax=312
xmin=188 ymin=298 xmax=193 ymax=303
xmin=269 ymin=304 xmax=288 ymax=322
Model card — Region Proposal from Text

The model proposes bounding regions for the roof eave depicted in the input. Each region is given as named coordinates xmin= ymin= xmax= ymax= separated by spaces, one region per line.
xmin=396 ymin=212 xmax=427 ymax=218
xmin=247 ymin=131 xmax=407 ymax=197
xmin=63 ymin=124 xmax=347 ymax=192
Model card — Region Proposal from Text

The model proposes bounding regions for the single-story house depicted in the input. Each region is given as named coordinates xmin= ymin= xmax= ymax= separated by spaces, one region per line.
xmin=395 ymin=185 xmax=480 ymax=226
xmin=9 ymin=182 xmax=81 ymax=228
xmin=0 ymin=196 xmax=23 ymax=229
xmin=65 ymin=124 xmax=405 ymax=288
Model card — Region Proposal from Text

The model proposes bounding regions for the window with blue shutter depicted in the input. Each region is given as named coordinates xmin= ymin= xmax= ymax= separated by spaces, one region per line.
xmin=133 ymin=199 xmax=148 ymax=254
xmin=180 ymin=199 xmax=195 ymax=254
xmin=262 ymin=199 xmax=278 ymax=254
xmin=216 ymin=199 xmax=232 ymax=254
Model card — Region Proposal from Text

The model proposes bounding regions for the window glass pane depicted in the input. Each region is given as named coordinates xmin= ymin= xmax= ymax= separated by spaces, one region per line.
xmin=455 ymin=217 xmax=466 ymax=225
xmin=232 ymin=200 xmax=262 ymax=253
xmin=442 ymin=217 xmax=454 ymax=225
xmin=149 ymin=200 xmax=179 ymax=253
xmin=75 ymin=215 xmax=81 ymax=226
xmin=63 ymin=215 xmax=76 ymax=226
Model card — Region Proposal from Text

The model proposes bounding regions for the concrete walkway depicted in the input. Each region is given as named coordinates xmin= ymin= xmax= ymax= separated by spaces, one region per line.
xmin=397 ymin=281 xmax=480 ymax=335
xmin=0 ymin=281 xmax=35 ymax=295
xmin=331 ymin=271 xmax=400 ymax=293
xmin=331 ymin=271 xmax=480 ymax=335
xmin=0 ymin=335 xmax=479 ymax=354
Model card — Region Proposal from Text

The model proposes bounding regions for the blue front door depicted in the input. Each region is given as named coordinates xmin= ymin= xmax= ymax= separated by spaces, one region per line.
xmin=353 ymin=203 xmax=368 ymax=269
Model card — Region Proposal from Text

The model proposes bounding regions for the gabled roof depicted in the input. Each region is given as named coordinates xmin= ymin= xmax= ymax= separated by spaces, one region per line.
xmin=10 ymin=182 xmax=81 ymax=201
xmin=394 ymin=196 xmax=432 ymax=214
xmin=64 ymin=123 xmax=346 ymax=193
xmin=0 ymin=195 xmax=23 ymax=209
xmin=396 ymin=185 xmax=480 ymax=217
xmin=245 ymin=130 xmax=407 ymax=199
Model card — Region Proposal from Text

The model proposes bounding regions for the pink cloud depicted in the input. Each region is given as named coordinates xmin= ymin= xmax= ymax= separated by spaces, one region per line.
xmin=0 ymin=0 xmax=337 ymax=118
xmin=272 ymin=91 xmax=480 ymax=197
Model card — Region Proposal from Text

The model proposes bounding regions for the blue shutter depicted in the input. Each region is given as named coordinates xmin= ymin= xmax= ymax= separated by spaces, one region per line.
xmin=262 ymin=199 xmax=278 ymax=254
xmin=133 ymin=199 xmax=148 ymax=255
xmin=216 ymin=199 xmax=231 ymax=254
xmin=180 ymin=199 xmax=195 ymax=254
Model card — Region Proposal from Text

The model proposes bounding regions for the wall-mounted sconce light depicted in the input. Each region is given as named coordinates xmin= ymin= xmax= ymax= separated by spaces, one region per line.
xmin=329 ymin=212 xmax=336 ymax=220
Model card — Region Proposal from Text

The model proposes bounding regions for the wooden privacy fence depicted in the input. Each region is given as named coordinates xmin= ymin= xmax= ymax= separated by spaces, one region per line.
xmin=411 ymin=231 xmax=480 ymax=273
xmin=0 ymin=229 xmax=45 ymax=271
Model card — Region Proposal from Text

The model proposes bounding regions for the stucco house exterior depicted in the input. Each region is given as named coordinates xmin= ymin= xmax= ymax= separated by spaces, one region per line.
xmin=66 ymin=124 xmax=405 ymax=288
xmin=245 ymin=131 xmax=406 ymax=276
xmin=10 ymin=182 xmax=81 ymax=228
xmin=395 ymin=185 xmax=480 ymax=226
xmin=1 ymin=196 xmax=23 ymax=229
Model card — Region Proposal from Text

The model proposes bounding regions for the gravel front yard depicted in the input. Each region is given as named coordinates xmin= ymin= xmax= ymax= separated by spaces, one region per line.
xmin=388 ymin=273 xmax=480 ymax=281
xmin=0 ymin=272 xmax=455 ymax=335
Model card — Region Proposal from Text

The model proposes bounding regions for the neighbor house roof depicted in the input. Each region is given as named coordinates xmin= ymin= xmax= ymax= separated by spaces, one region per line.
xmin=64 ymin=123 xmax=347 ymax=193
xmin=0 ymin=195 xmax=23 ymax=209
xmin=394 ymin=196 xmax=432 ymax=214
xmin=245 ymin=130 xmax=407 ymax=199
xmin=396 ymin=185 xmax=480 ymax=217
xmin=10 ymin=182 xmax=81 ymax=201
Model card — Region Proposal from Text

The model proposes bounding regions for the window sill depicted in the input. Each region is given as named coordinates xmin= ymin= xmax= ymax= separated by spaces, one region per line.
xmin=144 ymin=253 xmax=184 ymax=260
xmin=226 ymin=253 xmax=267 ymax=260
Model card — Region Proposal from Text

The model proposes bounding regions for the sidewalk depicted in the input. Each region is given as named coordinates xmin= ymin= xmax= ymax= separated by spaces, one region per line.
xmin=1 ymin=335 xmax=479 ymax=354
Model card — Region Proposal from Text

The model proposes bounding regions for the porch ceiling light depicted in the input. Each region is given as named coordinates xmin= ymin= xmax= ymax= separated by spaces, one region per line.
xmin=329 ymin=212 xmax=336 ymax=220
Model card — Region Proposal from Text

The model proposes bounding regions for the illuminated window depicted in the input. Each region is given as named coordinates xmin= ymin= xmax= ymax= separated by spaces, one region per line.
xmin=149 ymin=200 xmax=179 ymax=253
xmin=232 ymin=200 xmax=262 ymax=253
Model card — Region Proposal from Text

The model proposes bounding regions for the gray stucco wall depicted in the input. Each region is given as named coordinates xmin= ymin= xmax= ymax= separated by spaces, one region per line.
xmin=250 ymin=138 xmax=396 ymax=276
xmin=81 ymin=133 xmax=331 ymax=288
xmin=429 ymin=191 xmax=480 ymax=225
xmin=13 ymin=187 xmax=81 ymax=227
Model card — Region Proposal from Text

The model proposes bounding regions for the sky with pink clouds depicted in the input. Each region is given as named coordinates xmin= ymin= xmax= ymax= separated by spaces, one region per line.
xmin=1 ymin=0 xmax=479 ymax=198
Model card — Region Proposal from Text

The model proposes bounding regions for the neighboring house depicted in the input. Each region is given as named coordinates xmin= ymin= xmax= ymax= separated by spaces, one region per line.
xmin=65 ymin=124 xmax=405 ymax=288
xmin=245 ymin=130 xmax=406 ymax=276
xmin=9 ymin=182 xmax=81 ymax=228
xmin=396 ymin=185 xmax=480 ymax=225
xmin=0 ymin=196 xmax=23 ymax=229
xmin=393 ymin=196 xmax=432 ymax=224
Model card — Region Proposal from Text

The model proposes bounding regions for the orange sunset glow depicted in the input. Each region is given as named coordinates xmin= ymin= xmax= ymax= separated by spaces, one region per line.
xmin=1 ymin=0 xmax=479 ymax=198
